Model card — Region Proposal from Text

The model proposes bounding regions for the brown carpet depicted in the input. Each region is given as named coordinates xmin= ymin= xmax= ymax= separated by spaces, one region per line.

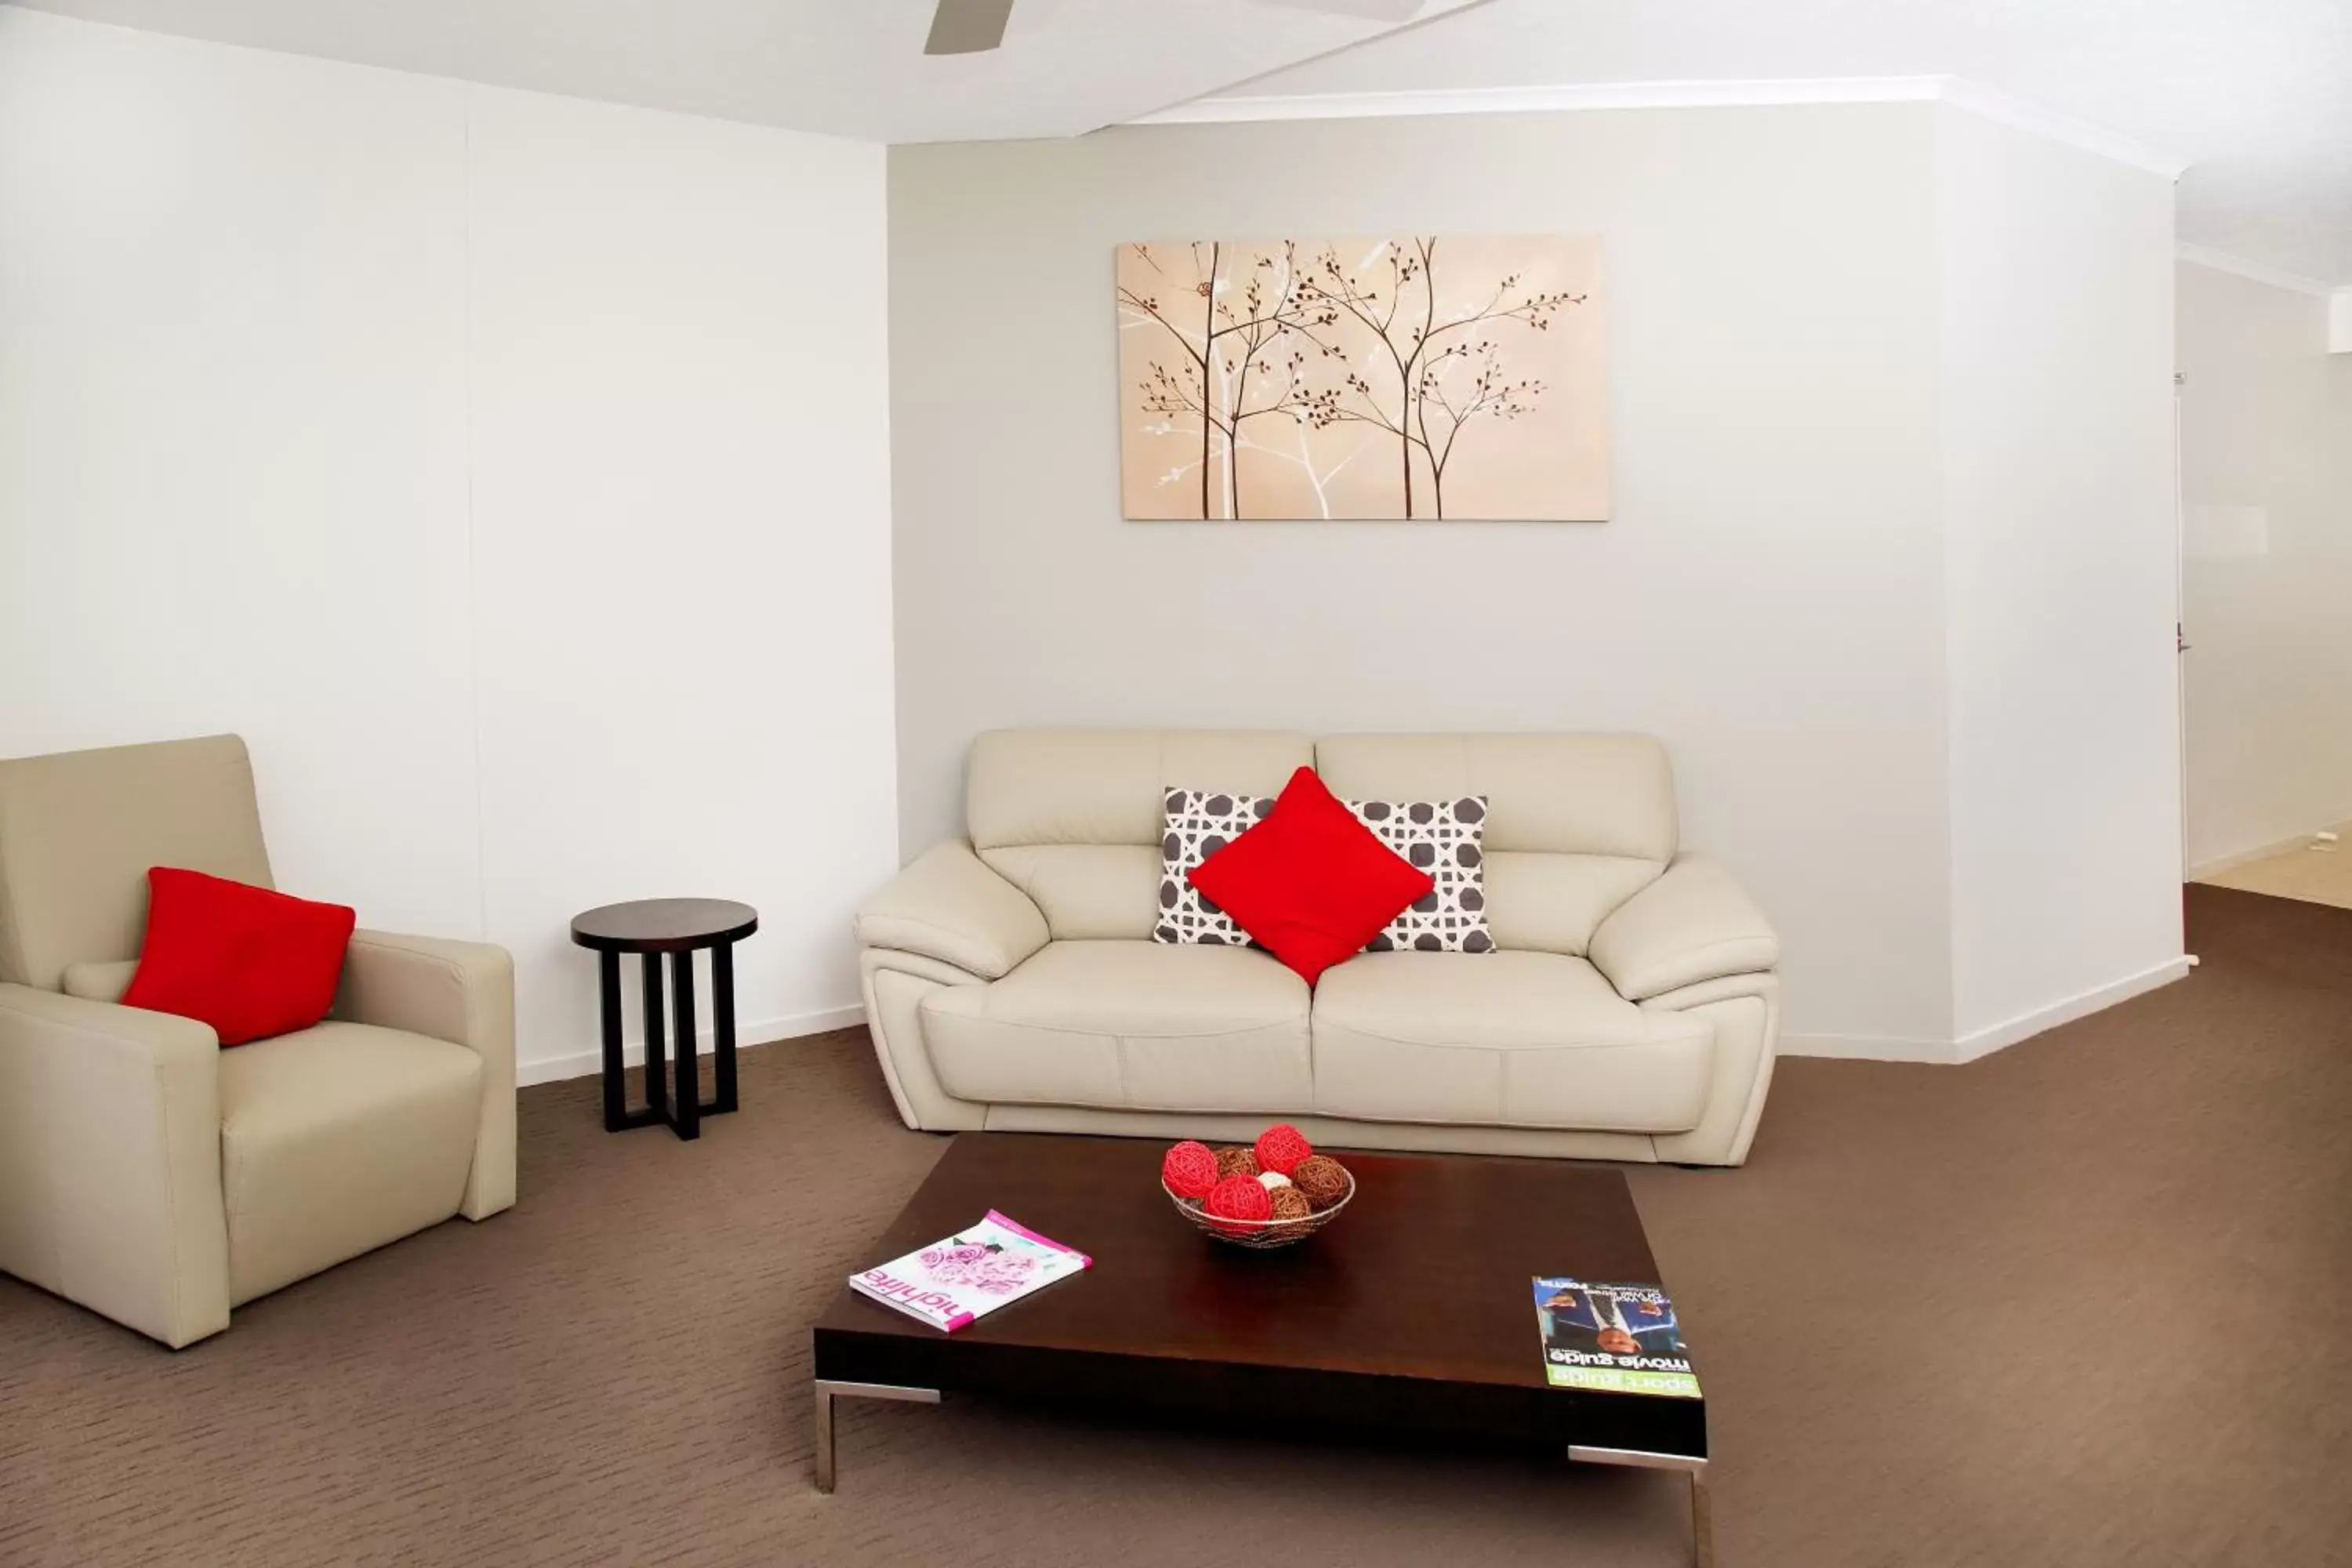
xmin=4 ymin=884 xmax=2347 ymax=1567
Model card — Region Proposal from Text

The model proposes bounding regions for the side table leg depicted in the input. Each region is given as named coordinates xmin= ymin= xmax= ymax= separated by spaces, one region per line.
xmin=1692 ymin=1468 xmax=1715 ymax=1568
xmin=597 ymin=952 xmax=625 ymax=1131
xmin=712 ymin=940 xmax=739 ymax=1115
xmin=671 ymin=947 xmax=699 ymax=1140
xmin=641 ymin=953 xmax=669 ymax=1119
xmin=814 ymin=1382 xmax=836 ymax=1495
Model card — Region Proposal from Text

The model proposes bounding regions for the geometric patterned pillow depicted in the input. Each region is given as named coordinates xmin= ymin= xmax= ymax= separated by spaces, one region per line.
xmin=1347 ymin=797 xmax=1494 ymax=953
xmin=1153 ymin=788 xmax=1274 ymax=945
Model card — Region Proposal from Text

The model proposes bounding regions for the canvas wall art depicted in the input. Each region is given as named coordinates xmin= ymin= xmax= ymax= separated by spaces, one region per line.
xmin=1116 ymin=234 xmax=1607 ymax=521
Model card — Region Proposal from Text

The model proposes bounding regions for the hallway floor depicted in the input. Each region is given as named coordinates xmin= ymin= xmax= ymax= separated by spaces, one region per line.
xmin=2197 ymin=823 xmax=2352 ymax=911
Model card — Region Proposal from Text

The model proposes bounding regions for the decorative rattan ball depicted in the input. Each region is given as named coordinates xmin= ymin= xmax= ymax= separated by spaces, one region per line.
xmin=1214 ymin=1145 xmax=1261 ymax=1180
xmin=1256 ymin=1171 xmax=1293 ymax=1191
xmin=1253 ymin=1123 xmax=1314 ymax=1176
xmin=1162 ymin=1140 xmax=1219 ymax=1200
xmin=1203 ymin=1174 xmax=1274 ymax=1234
xmin=1290 ymin=1154 xmax=1350 ymax=1210
xmin=1269 ymin=1186 xmax=1314 ymax=1223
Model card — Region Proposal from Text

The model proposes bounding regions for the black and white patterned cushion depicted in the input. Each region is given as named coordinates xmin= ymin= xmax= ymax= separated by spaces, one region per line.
xmin=1154 ymin=788 xmax=1274 ymax=945
xmin=1348 ymin=796 xmax=1493 ymax=953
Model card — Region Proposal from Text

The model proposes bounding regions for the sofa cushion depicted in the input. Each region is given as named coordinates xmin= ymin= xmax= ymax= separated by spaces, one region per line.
xmin=920 ymin=940 xmax=1312 ymax=1114
xmin=1313 ymin=735 xmax=1678 ymax=858
xmin=122 ymin=867 xmax=355 ymax=1045
xmin=1348 ymin=795 xmax=1492 ymax=953
xmin=1310 ymin=950 xmax=1712 ymax=1134
xmin=1188 ymin=767 xmax=1432 ymax=985
xmin=60 ymin=957 xmax=140 ymax=1003
xmin=1483 ymin=853 xmax=1666 ymax=958
xmin=218 ymin=1021 xmax=482 ymax=1305
xmin=975 ymin=844 xmax=1163 ymax=941
xmin=0 ymin=733 xmax=272 ymax=993
xmin=1155 ymin=788 xmax=1272 ymax=946
xmin=968 ymin=730 xmax=1312 ymax=940
xmin=1314 ymin=734 xmax=1677 ymax=956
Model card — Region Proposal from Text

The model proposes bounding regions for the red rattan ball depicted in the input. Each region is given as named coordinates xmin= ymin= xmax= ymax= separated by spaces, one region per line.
xmin=1253 ymin=1123 xmax=1313 ymax=1176
xmin=1203 ymin=1174 xmax=1275 ymax=1234
xmin=1214 ymin=1145 xmax=1261 ymax=1180
xmin=1162 ymin=1140 xmax=1219 ymax=1200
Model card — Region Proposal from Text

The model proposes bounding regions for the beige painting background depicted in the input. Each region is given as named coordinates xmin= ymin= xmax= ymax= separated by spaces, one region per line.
xmin=1116 ymin=234 xmax=1608 ymax=521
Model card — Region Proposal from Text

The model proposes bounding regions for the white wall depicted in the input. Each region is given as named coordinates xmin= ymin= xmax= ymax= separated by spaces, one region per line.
xmin=2176 ymin=261 xmax=2352 ymax=869
xmin=0 ymin=8 xmax=482 ymax=942
xmin=1935 ymin=109 xmax=2185 ymax=1052
xmin=887 ymin=103 xmax=2186 ymax=1062
xmin=888 ymin=106 xmax=1959 ymax=1055
xmin=464 ymin=85 xmax=897 ymax=1080
xmin=0 ymin=8 xmax=2192 ymax=1073
xmin=0 ymin=11 xmax=898 ymax=1080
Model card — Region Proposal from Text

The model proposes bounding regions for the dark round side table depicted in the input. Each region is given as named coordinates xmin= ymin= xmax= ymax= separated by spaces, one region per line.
xmin=570 ymin=898 xmax=758 ymax=1141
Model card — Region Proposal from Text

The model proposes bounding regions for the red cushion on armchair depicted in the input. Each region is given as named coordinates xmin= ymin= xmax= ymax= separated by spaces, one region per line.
xmin=120 ymin=867 xmax=356 ymax=1044
xmin=1186 ymin=766 xmax=1434 ymax=985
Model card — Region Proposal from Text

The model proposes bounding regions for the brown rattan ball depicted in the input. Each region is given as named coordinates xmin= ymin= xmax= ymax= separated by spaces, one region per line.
xmin=1214 ymin=1145 xmax=1261 ymax=1180
xmin=1290 ymin=1154 xmax=1350 ymax=1210
xmin=1269 ymin=1185 xmax=1314 ymax=1223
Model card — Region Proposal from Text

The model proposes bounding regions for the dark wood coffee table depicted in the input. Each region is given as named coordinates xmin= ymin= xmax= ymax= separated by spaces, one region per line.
xmin=811 ymin=1133 xmax=1713 ymax=1566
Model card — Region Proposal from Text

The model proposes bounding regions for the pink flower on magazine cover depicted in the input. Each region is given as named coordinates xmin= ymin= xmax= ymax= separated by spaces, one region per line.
xmin=920 ymin=1240 xmax=1038 ymax=1295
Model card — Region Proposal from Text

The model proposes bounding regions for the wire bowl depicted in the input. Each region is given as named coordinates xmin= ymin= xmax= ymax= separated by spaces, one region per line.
xmin=1162 ymin=1169 xmax=1355 ymax=1250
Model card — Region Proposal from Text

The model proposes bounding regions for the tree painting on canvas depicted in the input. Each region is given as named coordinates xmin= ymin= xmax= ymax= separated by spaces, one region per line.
xmin=1116 ymin=234 xmax=1607 ymax=521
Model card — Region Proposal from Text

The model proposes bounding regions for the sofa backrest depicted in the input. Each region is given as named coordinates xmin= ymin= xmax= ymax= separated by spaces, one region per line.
xmin=0 ymin=733 xmax=274 ymax=991
xmin=967 ymin=728 xmax=1313 ymax=938
xmin=1314 ymin=734 xmax=1675 ymax=956
xmin=966 ymin=728 xmax=1678 ymax=956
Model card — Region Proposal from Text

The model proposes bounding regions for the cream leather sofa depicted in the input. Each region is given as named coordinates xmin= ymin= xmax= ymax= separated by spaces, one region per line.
xmin=0 ymin=735 xmax=516 ymax=1348
xmin=857 ymin=730 xmax=1779 ymax=1166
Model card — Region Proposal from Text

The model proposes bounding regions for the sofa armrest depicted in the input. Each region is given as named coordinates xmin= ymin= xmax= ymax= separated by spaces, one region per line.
xmin=855 ymin=840 xmax=1048 ymax=981
xmin=0 ymin=984 xmax=230 ymax=1348
xmin=1589 ymin=855 xmax=1780 ymax=1003
xmin=336 ymin=931 xmax=515 ymax=1221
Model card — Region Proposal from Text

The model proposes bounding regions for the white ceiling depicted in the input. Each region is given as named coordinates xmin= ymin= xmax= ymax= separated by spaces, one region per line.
xmin=0 ymin=0 xmax=1487 ymax=143
xmin=8 ymin=0 xmax=2347 ymax=285
xmin=1218 ymin=0 xmax=2352 ymax=288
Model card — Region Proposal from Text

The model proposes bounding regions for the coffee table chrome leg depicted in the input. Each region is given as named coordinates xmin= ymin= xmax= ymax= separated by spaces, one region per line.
xmin=811 ymin=1379 xmax=941 ymax=1495
xmin=1567 ymin=1446 xmax=1712 ymax=1567
xmin=814 ymin=1382 xmax=835 ymax=1494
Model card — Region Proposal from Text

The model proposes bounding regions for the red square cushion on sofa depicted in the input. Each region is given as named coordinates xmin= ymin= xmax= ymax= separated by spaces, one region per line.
xmin=1187 ymin=766 xmax=1435 ymax=985
xmin=119 ymin=867 xmax=357 ymax=1045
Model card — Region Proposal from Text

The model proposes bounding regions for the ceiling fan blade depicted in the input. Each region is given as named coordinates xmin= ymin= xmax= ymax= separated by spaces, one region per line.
xmin=925 ymin=0 xmax=1015 ymax=55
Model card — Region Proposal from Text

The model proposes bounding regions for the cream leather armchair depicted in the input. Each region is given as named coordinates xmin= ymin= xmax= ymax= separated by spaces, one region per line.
xmin=0 ymin=735 xmax=515 ymax=1348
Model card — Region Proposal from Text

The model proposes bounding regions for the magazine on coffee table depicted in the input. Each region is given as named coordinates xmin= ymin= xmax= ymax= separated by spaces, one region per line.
xmin=850 ymin=1210 xmax=1091 ymax=1332
xmin=1533 ymin=1277 xmax=1701 ymax=1398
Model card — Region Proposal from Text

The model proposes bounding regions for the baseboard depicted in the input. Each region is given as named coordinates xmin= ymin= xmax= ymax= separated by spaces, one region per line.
xmin=516 ymin=1003 xmax=867 ymax=1087
xmin=1777 ymin=1032 xmax=1956 ymax=1063
xmin=2189 ymin=819 xmax=2351 ymax=880
xmin=1781 ymin=955 xmax=2194 ymax=1065
xmin=1950 ymin=956 xmax=2194 ymax=1064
